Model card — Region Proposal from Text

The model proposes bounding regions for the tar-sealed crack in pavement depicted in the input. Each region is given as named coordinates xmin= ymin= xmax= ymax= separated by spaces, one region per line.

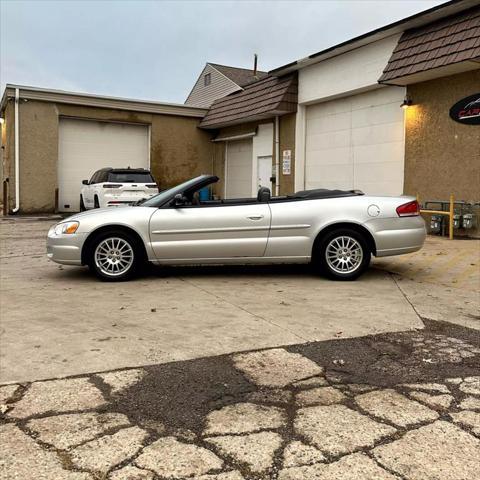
xmin=1 ymin=320 xmax=479 ymax=480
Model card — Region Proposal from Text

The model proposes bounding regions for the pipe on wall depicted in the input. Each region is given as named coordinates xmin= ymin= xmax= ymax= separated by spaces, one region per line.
xmin=12 ymin=88 xmax=20 ymax=213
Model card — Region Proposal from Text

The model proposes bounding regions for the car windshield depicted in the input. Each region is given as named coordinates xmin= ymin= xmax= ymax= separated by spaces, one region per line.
xmin=140 ymin=176 xmax=207 ymax=207
xmin=108 ymin=172 xmax=154 ymax=183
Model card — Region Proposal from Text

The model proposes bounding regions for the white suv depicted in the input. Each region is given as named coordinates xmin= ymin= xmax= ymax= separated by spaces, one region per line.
xmin=80 ymin=168 xmax=159 ymax=210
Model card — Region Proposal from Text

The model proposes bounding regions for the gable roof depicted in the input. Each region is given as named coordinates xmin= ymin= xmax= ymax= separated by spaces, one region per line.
xmin=199 ymin=74 xmax=297 ymax=129
xmin=379 ymin=5 xmax=480 ymax=83
xmin=209 ymin=63 xmax=268 ymax=87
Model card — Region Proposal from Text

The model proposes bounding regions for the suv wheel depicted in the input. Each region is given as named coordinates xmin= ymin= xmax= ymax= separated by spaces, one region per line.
xmin=87 ymin=231 xmax=143 ymax=281
xmin=315 ymin=228 xmax=370 ymax=280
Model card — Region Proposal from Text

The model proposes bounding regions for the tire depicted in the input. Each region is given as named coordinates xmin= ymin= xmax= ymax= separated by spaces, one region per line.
xmin=94 ymin=195 xmax=100 ymax=209
xmin=314 ymin=228 xmax=371 ymax=281
xmin=87 ymin=230 xmax=144 ymax=281
xmin=79 ymin=195 xmax=86 ymax=212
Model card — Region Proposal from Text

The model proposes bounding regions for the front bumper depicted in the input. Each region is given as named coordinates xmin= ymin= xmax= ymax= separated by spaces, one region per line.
xmin=46 ymin=227 xmax=87 ymax=265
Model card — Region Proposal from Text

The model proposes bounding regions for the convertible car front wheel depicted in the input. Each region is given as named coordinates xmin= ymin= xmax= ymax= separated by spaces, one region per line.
xmin=315 ymin=228 xmax=371 ymax=280
xmin=87 ymin=231 xmax=143 ymax=281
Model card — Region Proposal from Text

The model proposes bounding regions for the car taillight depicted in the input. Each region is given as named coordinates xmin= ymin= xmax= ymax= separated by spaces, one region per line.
xmin=396 ymin=200 xmax=420 ymax=217
xmin=103 ymin=184 xmax=122 ymax=188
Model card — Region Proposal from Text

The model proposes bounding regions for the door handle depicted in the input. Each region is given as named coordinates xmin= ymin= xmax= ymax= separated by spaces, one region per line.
xmin=247 ymin=215 xmax=264 ymax=220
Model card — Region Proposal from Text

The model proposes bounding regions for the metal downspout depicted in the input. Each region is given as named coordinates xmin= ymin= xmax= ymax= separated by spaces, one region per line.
xmin=12 ymin=88 xmax=20 ymax=213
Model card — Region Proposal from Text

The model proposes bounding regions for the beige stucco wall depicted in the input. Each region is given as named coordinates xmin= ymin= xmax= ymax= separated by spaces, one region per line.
xmin=1 ymin=99 xmax=214 ymax=213
xmin=278 ymin=113 xmax=296 ymax=195
xmin=404 ymin=69 xmax=480 ymax=202
xmin=20 ymin=101 xmax=59 ymax=212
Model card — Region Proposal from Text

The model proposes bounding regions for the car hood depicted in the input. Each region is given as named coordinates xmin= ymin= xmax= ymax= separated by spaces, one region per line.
xmin=62 ymin=206 xmax=143 ymax=221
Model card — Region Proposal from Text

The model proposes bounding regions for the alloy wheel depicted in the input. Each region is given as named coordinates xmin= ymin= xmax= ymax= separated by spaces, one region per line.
xmin=325 ymin=235 xmax=363 ymax=274
xmin=94 ymin=237 xmax=134 ymax=277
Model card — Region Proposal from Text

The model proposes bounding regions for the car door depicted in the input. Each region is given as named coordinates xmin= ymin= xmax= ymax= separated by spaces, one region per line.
xmin=264 ymin=199 xmax=317 ymax=258
xmin=149 ymin=202 xmax=271 ymax=261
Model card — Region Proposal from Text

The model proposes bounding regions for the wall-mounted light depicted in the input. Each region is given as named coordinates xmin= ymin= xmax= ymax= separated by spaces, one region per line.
xmin=400 ymin=95 xmax=413 ymax=109
xmin=0 ymin=117 xmax=4 ymax=124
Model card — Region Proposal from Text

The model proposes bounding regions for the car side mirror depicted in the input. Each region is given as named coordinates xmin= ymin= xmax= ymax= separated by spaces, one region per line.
xmin=171 ymin=193 xmax=187 ymax=207
xmin=82 ymin=180 xmax=89 ymax=185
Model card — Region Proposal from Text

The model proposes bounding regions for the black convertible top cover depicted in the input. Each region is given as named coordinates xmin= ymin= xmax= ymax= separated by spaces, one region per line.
xmin=288 ymin=188 xmax=364 ymax=200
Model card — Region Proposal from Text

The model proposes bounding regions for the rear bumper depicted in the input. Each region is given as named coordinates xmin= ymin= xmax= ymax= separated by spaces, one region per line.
xmin=46 ymin=227 xmax=86 ymax=265
xmin=367 ymin=216 xmax=426 ymax=257
xmin=103 ymin=192 xmax=157 ymax=207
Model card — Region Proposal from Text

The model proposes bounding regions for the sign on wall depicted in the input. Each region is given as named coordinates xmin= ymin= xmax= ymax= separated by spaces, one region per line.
xmin=282 ymin=150 xmax=291 ymax=175
xmin=449 ymin=93 xmax=480 ymax=125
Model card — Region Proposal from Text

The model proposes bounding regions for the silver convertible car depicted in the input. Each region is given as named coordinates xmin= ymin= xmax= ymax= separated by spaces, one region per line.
xmin=47 ymin=175 xmax=426 ymax=281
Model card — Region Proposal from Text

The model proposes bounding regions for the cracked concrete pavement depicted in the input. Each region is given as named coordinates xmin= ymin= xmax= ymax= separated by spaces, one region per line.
xmin=1 ymin=323 xmax=480 ymax=479
xmin=1 ymin=218 xmax=479 ymax=479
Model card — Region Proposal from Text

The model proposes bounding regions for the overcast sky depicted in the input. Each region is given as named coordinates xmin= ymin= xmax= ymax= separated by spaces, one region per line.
xmin=1 ymin=0 xmax=446 ymax=104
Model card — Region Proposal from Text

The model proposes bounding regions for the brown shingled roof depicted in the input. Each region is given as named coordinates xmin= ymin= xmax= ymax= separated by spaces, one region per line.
xmin=209 ymin=63 xmax=268 ymax=87
xmin=199 ymin=74 xmax=297 ymax=129
xmin=379 ymin=5 xmax=480 ymax=83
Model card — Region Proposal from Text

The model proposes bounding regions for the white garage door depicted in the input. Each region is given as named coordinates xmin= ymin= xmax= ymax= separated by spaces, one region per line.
xmin=305 ymin=87 xmax=405 ymax=196
xmin=225 ymin=138 xmax=253 ymax=198
xmin=58 ymin=118 xmax=149 ymax=212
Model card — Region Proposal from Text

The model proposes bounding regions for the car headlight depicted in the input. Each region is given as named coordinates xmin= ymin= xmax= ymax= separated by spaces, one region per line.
xmin=54 ymin=221 xmax=79 ymax=235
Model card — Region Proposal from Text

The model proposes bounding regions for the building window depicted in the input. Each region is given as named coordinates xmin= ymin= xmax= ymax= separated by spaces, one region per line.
xmin=204 ymin=73 xmax=211 ymax=86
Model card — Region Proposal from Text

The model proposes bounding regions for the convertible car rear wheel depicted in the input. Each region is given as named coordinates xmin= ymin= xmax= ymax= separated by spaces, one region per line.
xmin=88 ymin=231 xmax=142 ymax=281
xmin=316 ymin=228 xmax=370 ymax=280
